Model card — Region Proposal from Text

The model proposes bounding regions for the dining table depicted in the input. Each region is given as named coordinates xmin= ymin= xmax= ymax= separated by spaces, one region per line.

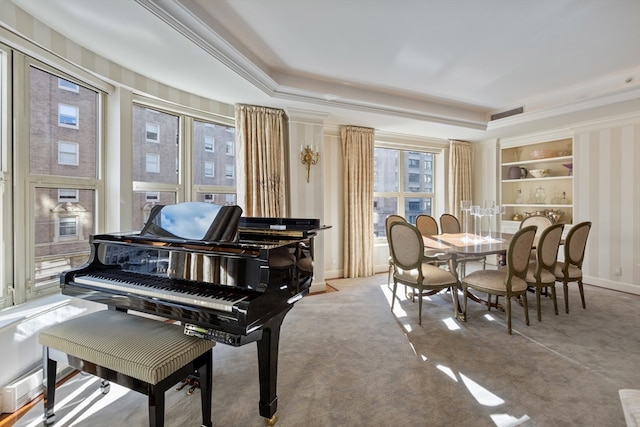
xmin=422 ymin=232 xmax=514 ymax=320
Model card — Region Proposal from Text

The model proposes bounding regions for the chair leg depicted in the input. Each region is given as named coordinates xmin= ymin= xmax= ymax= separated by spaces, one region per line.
xmin=506 ymin=296 xmax=512 ymax=334
xmin=563 ymin=281 xmax=570 ymax=314
xmin=578 ymin=280 xmax=586 ymax=309
xmin=551 ymin=285 xmax=558 ymax=315
xmin=387 ymin=264 xmax=393 ymax=289
xmin=462 ymin=288 xmax=468 ymax=322
xmin=536 ymin=287 xmax=542 ymax=322
xmin=418 ymin=292 xmax=423 ymax=326
xmin=391 ymin=282 xmax=398 ymax=311
xmin=522 ymin=292 xmax=529 ymax=326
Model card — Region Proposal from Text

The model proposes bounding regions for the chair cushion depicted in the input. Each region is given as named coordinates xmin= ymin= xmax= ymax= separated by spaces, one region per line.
xmin=39 ymin=310 xmax=214 ymax=385
xmin=463 ymin=269 xmax=527 ymax=293
xmin=554 ymin=262 xmax=583 ymax=280
xmin=395 ymin=263 xmax=457 ymax=289
xmin=526 ymin=262 xmax=556 ymax=284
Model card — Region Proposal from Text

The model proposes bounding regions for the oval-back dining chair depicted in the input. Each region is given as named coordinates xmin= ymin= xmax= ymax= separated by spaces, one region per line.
xmin=525 ymin=222 xmax=564 ymax=321
xmin=388 ymin=221 xmax=459 ymax=325
xmin=554 ymin=221 xmax=592 ymax=314
xmin=461 ymin=225 xmax=537 ymax=334
xmin=385 ymin=215 xmax=407 ymax=289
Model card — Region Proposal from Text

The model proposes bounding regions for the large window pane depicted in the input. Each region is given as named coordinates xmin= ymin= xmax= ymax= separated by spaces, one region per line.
xmin=30 ymin=67 xmax=98 ymax=178
xmin=373 ymin=196 xmax=398 ymax=238
xmin=373 ymin=147 xmax=436 ymax=237
xmin=193 ymin=120 xmax=236 ymax=186
xmin=404 ymin=152 xmax=433 ymax=193
xmin=132 ymin=106 xmax=178 ymax=184
xmin=34 ymin=188 xmax=94 ymax=287
xmin=374 ymin=147 xmax=398 ymax=192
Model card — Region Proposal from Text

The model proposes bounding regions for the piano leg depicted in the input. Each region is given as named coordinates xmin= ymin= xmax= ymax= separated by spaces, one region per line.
xmin=256 ymin=307 xmax=292 ymax=425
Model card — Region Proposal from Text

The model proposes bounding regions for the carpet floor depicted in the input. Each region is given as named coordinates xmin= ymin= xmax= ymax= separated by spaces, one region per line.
xmin=15 ymin=272 xmax=640 ymax=427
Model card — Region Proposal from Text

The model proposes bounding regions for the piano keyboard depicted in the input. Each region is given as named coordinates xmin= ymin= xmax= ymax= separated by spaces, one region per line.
xmin=73 ymin=270 xmax=248 ymax=313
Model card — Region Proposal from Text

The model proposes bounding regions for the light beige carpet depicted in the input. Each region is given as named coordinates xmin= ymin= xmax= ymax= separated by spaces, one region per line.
xmin=16 ymin=272 xmax=640 ymax=426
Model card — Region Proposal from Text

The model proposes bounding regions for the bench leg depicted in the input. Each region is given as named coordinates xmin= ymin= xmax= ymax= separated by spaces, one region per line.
xmin=199 ymin=350 xmax=213 ymax=427
xmin=148 ymin=387 xmax=165 ymax=427
xmin=42 ymin=348 xmax=56 ymax=425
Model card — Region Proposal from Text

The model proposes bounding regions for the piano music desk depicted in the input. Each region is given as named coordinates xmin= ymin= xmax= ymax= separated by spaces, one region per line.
xmin=38 ymin=310 xmax=215 ymax=427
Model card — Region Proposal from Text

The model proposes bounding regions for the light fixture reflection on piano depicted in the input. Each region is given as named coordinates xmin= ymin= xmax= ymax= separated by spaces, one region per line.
xmin=300 ymin=144 xmax=319 ymax=183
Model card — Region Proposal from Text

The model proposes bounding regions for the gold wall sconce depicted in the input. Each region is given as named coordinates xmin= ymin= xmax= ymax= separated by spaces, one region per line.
xmin=300 ymin=144 xmax=320 ymax=183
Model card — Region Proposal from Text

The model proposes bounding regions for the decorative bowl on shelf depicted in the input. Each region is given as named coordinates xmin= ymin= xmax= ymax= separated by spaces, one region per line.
xmin=529 ymin=149 xmax=556 ymax=160
xmin=529 ymin=168 xmax=550 ymax=178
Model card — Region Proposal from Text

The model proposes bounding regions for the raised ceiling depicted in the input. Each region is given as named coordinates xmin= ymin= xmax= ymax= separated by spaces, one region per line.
xmin=11 ymin=0 xmax=640 ymax=140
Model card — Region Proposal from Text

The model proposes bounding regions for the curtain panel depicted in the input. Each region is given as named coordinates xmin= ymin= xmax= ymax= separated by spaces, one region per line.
xmin=448 ymin=140 xmax=473 ymax=218
xmin=235 ymin=104 xmax=288 ymax=217
xmin=341 ymin=126 xmax=375 ymax=278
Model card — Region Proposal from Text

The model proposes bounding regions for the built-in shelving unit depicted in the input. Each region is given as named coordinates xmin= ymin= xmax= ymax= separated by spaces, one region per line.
xmin=500 ymin=136 xmax=574 ymax=234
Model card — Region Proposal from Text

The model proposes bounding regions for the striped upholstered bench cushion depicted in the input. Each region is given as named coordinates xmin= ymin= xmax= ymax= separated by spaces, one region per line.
xmin=39 ymin=310 xmax=214 ymax=385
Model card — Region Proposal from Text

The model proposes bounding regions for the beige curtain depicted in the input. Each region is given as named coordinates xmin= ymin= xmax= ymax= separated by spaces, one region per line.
xmin=341 ymin=126 xmax=375 ymax=278
xmin=448 ymin=140 xmax=473 ymax=218
xmin=235 ymin=104 xmax=288 ymax=217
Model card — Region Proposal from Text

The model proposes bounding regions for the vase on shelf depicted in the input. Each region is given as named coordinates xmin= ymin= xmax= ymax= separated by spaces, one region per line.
xmin=534 ymin=187 xmax=546 ymax=204
xmin=563 ymin=163 xmax=573 ymax=176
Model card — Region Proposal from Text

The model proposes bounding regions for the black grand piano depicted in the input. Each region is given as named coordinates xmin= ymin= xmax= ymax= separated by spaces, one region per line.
xmin=60 ymin=202 xmax=328 ymax=425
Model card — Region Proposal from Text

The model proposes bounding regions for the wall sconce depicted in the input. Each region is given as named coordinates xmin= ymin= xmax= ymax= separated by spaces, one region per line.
xmin=300 ymin=144 xmax=320 ymax=183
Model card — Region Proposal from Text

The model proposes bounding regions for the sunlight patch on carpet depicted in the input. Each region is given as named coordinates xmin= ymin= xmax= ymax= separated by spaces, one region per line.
xmin=460 ymin=373 xmax=505 ymax=407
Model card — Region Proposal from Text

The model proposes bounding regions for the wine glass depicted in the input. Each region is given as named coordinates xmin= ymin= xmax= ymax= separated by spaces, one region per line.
xmin=471 ymin=205 xmax=481 ymax=242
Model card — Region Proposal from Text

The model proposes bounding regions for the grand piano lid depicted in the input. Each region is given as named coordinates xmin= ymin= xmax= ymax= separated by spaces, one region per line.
xmin=140 ymin=202 xmax=242 ymax=242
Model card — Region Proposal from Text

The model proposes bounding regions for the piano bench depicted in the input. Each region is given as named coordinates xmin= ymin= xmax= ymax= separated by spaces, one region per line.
xmin=38 ymin=309 xmax=215 ymax=427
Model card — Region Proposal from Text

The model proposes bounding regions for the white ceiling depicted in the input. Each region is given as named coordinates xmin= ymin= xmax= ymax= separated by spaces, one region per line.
xmin=12 ymin=0 xmax=640 ymax=140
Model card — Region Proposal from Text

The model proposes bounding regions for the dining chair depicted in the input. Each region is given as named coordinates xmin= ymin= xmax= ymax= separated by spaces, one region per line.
xmin=388 ymin=221 xmax=459 ymax=325
xmin=385 ymin=215 xmax=407 ymax=289
xmin=439 ymin=213 xmax=486 ymax=277
xmin=525 ymin=222 xmax=564 ymax=321
xmin=415 ymin=214 xmax=451 ymax=268
xmin=461 ymin=225 xmax=537 ymax=334
xmin=520 ymin=214 xmax=553 ymax=262
xmin=554 ymin=221 xmax=592 ymax=314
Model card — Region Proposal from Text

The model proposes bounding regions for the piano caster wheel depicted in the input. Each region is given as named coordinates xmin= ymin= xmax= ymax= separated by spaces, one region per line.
xmin=100 ymin=379 xmax=110 ymax=395
xmin=264 ymin=415 xmax=277 ymax=426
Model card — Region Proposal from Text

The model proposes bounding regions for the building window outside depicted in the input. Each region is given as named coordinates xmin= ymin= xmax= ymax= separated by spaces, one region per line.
xmin=58 ymin=189 xmax=79 ymax=202
xmin=145 ymin=192 xmax=160 ymax=202
xmin=145 ymin=153 xmax=160 ymax=173
xmin=146 ymin=123 xmax=159 ymax=143
xmin=373 ymin=147 xmax=435 ymax=238
xmin=204 ymin=136 xmax=214 ymax=152
xmin=58 ymin=103 xmax=78 ymax=128
xmin=225 ymin=140 xmax=234 ymax=155
xmin=57 ymin=141 xmax=79 ymax=165
xmin=225 ymin=164 xmax=234 ymax=179
xmin=58 ymin=78 xmax=79 ymax=93
xmin=204 ymin=161 xmax=214 ymax=177
xmin=58 ymin=216 xmax=78 ymax=237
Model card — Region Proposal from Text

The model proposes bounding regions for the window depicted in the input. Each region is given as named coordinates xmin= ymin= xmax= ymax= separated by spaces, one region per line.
xmin=58 ymin=103 xmax=78 ymax=128
xmin=132 ymin=102 xmax=236 ymax=231
xmin=145 ymin=153 xmax=160 ymax=173
xmin=204 ymin=136 xmax=214 ymax=152
xmin=58 ymin=216 xmax=78 ymax=237
xmin=58 ymin=78 xmax=79 ymax=93
xmin=225 ymin=164 xmax=234 ymax=179
xmin=145 ymin=123 xmax=159 ymax=142
xmin=57 ymin=141 xmax=79 ymax=165
xmin=58 ymin=189 xmax=79 ymax=202
xmin=204 ymin=161 xmax=214 ymax=177
xmin=373 ymin=147 xmax=436 ymax=238
xmin=225 ymin=140 xmax=234 ymax=155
